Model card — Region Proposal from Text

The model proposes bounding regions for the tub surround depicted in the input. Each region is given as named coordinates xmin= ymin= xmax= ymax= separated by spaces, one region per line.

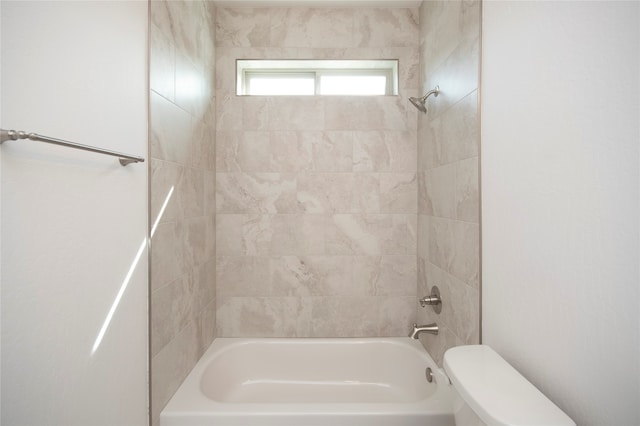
xmin=149 ymin=1 xmax=217 ymax=424
xmin=214 ymin=7 xmax=421 ymax=337
xmin=415 ymin=0 xmax=481 ymax=365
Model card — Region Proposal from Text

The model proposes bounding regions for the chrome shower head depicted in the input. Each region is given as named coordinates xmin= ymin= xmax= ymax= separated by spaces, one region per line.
xmin=409 ymin=96 xmax=427 ymax=113
xmin=409 ymin=85 xmax=440 ymax=113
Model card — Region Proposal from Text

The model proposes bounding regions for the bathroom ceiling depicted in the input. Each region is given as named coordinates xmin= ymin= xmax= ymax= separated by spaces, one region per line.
xmin=213 ymin=0 xmax=422 ymax=7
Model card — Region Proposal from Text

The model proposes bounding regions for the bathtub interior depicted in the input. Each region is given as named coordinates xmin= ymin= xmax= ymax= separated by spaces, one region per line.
xmin=201 ymin=339 xmax=438 ymax=403
xmin=160 ymin=338 xmax=455 ymax=426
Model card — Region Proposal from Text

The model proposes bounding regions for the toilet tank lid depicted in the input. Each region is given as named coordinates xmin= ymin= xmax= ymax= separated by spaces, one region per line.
xmin=443 ymin=345 xmax=575 ymax=426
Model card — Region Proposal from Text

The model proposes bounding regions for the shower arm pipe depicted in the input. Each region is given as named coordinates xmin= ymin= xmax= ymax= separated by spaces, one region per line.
xmin=0 ymin=128 xmax=145 ymax=166
xmin=419 ymin=86 xmax=440 ymax=102
xmin=409 ymin=85 xmax=440 ymax=113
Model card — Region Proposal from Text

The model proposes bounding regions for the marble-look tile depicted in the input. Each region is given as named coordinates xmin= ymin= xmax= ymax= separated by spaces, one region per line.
xmin=420 ymin=0 xmax=461 ymax=72
xmin=305 ymin=131 xmax=353 ymax=172
xmin=204 ymin=170 xmax=216 ymax=216
xmin=151 ymin=159 xmax=183 ymax=224
xmin=195 ymin=258 xmax=215 ymax=313
xmin=379 ymin=296 xmax=416 ymax=336
xmin=417 ymin=120 xmax=432 ymax=170
xmin=421 ymin=164 xmax=456 ymax=218
xmin=205 ymin=213 xmax=216 ymax=260
xmin=216 ymin=297 xmax=312 ymax=336
xmin=310 ymin=297 xmax=379 ymax=337
xmin=216 ymin=173 xmax=297 ymax=213
xmin=425 ymin=261 xmax=479 ymax=345
xmin=151 ymin=221 xmax=185 ymax=292
xmin=455 ymin=156 xmax=479 ymax=223
xmin=420 ymin=0 xmax=480 ymax=73
xmin=354 ymin=8 xmax=419 ymax=48
xmin=175 ymin=53 xmax=204 ymax=118
xmin=150 ymin=2 xmax=216 ymax=424
xmin=198 ymin=298 xmax=217 ymax=355
xmin=216 ymin=131 xmax=270 ymax=172
xmin=326 ymin=215 xmax=378 ymax=255
xmin=216 ymin=256 xmax=271 ymax=297
xmin=151 ymin=274 xmax=194 ymax=357
xmin=175 ymin=1 xmax=205 ymax=62
xmin=216 ymin=8 xmax=272 ymax=47
xmin=380 ymin=173 xmax=418 ymax=213
xmin=423 ymin=35 xmax=479 ymax=119
xmin=152 ymin=0 xmax=208 ymax=65
xmin=417 ymin=255 xmax=429 ymax=298
xmin=191 ymin=120 xmax=215 ymax=171
xmin=297 ymin=173 xmax=353 ymax=213
xmin=386 ymin=214 xmax=418 ymax=255
xmin=197 ymin=2 xmax=216 ymax=69
xmin=269 ymin=131 xmax=313 ymax=172
xmin=268 ymin=97 xmax=325 ymax=131
xmin=297 ymin=214 xmax=326 ymax=255
xmin=271 ymin=9 xmax=355 ymax=48
xmin=352 ymin=255 xmax=417 ymax=296
xmin=270 ymin=256 xmax=356 ymax=297
xmin=427 ymin=217 xmax=479 ymax=288
xmin=243 ymin=96 xmax=270 ymax=130
xmin=150 ymin=91 xmax=192 ymax=164
xmin=183 ymin=216 xmax=207 ymax=272
xmin=325 ymin=97 xmax=407 ymax=131
xmin=216 ymin=214 xmax=273 ymax=256
xmin=180 ymin=166 xmax=205 ymax=218
xmin=392 ymin=47 xmax=421 ymax=91
xmin=417 ymin=214 xmax=429 ymax=261
xmin=269 ymin=256 xmax=317 ymax=297
xmin=208 ymin=4 xmax=483 ymax=347
xmin=450 ymin=221 xmax=480 ymax=288
xmin=353 ymin=131 xmax=417 ymax=172
xmin=352 ymin=174 xmax=380 ymax=213
xmin=217 ymin=214 xmax=325 ymax=256
xmin=327 ymin=214 xmax=416 ymax=255
xmin=269 ymin=215 xmax=325 ymax=255
xmin=150 ymin=0 xmax=172 ymax=40
xmin=150 ymin=23 xmax=175 ymax=101
xmin=427 ymin=216 xmax=453 ymax=273
xmin=422 ymin=91 xmax=479 ymax=168
xmin=213 ymin=47 xmax=238 ymax=93
xmin=216 ymin=93 xmax=243 ymax=131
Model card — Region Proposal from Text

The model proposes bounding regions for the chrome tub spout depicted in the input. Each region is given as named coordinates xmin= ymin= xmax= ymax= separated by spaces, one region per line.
xmin=409 ymin=323 xmax=439 ymax=339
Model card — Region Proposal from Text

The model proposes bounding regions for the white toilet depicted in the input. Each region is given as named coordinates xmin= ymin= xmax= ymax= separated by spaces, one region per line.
xmin=443 ymin=345 xmax=576 ymax=426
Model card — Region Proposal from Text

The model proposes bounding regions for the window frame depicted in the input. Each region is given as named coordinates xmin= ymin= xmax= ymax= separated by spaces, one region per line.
xmin=237 ymin=59 xmax=399 ymax=96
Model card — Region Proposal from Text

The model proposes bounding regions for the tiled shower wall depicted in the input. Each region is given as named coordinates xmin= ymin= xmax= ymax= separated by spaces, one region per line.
xmin=214 ymin=7 xmax=421 ymax=337
xmin=149 ymin=1 xmax=216 ymax=424
xmin=415 ymin=0 xmax=481 ymax=365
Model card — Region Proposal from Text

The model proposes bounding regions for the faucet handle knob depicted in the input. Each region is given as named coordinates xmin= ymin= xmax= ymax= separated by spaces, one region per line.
xmin=419 ymin=286 xmax=442 ymax=314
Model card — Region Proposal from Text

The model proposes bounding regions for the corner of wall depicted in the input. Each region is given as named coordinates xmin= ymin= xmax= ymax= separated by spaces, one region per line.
xmin=148 ymin=0 xmax=217 ymax=423
xmin=415 ymin=0 xmax=481 ymax=366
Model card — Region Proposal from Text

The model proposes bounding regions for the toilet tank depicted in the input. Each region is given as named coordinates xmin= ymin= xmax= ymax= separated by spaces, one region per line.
xmin=443 ymin=345 xmax=575 ymax=426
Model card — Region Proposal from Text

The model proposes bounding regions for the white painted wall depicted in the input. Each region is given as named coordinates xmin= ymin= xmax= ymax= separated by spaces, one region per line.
xmin=1 ymin=2 xmax=148 ymax=424
xmin=482 ymin=1 xmax=639 ymax=425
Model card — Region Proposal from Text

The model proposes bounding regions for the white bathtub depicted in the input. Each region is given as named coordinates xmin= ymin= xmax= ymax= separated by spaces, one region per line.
xmin=160 ymin=338 xmax=454 ymax=426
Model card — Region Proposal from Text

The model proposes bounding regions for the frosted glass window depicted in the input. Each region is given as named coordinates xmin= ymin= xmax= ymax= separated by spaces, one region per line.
xmin=238 ymin=60 xmax=398 ymax=96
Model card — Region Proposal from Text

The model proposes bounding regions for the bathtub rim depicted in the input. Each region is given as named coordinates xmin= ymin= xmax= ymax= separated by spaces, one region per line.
xmin=160 ymin=337 xmax=454 ymax=422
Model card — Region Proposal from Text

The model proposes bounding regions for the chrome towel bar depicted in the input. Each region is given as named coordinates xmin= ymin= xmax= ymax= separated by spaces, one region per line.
xmin=0 ymin=128 xmax=145 ymax=166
